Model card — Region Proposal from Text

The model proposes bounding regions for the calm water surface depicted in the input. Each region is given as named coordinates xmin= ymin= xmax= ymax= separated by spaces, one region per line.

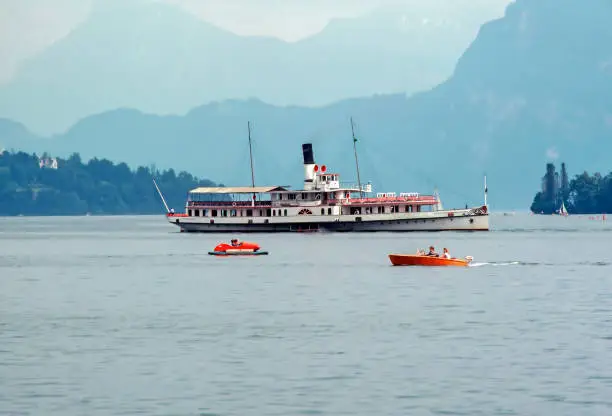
xmin=1 ymin=214 xmax=611 ymax=416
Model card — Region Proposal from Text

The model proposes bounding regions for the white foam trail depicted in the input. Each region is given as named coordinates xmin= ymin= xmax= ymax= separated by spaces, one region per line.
xmin=469 ymin=261 xmax=520 ymax=268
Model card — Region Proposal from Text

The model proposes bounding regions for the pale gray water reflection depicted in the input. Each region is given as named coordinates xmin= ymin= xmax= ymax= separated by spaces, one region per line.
xmin=1 ymin=214 xmax=611 ymax=415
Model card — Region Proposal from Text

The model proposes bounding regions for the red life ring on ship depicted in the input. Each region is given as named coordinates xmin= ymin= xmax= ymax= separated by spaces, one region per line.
xmin=232 ymin=202 xmax=237 ymax=207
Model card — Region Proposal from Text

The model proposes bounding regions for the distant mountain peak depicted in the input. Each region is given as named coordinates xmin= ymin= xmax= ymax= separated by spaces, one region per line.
xmin=0 ymin=0 xmax=498 ymax=135
xmin=91 ymin=0 xmax=155 ymax=13
xmin=1 ymin=0 xmax=611 ymax=210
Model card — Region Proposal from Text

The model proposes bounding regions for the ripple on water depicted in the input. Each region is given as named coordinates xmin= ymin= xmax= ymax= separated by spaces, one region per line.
xmin=1 ymin=215 xmax=612 ymax=415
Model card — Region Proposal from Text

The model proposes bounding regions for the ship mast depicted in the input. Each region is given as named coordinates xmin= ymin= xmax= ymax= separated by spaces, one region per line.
xmin=248 ymin=121 xmax=255 ymax=188
xmin=484 ymin=175 xmax=488 ymax=207
xmin=248 ymin=121 xmax=256 ymax=205
xmin=350 ymin=117 xmax=364 ymax=198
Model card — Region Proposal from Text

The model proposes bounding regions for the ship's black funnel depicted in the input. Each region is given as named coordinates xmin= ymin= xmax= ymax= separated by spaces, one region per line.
xmin=302 ymin=143 xmax=315 ymax=165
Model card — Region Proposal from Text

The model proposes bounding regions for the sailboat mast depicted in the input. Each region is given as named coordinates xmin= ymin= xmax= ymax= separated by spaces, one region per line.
xmin=351 ymin=117 xmax=363 ymax=198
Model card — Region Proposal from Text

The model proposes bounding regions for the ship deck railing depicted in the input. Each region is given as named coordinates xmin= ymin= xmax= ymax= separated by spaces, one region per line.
xmin=188 ymin=201 xmax=273 ymax=207
xmin=341 ymin=196 xmax=438 ymax=205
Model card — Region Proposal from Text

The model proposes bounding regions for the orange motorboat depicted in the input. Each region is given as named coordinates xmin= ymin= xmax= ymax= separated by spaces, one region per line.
xmin=388 ymin=254 xmax=473 ymax=267
xmin=208 ymin=239 xmax=269 ymax=256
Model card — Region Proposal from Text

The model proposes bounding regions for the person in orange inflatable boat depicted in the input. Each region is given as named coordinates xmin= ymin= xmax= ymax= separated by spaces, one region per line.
xmin=230 ymin=238 xmax=241 ymax=247
xmin=441 ymin=248 xmax=451 ymax=259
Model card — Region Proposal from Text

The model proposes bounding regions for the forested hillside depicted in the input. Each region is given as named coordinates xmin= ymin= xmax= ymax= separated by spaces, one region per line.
xmin=0 ymin=151 xmax=215 ymax=215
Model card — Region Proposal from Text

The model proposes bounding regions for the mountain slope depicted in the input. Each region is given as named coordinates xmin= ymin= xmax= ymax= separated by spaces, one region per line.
xmin=0 ymin=118 xmax=41 ymax=152
xmin=406 ymin=0 xmax=612 ymax=200
xmin=4 ymin=0 xmax=612 ymax=209
xmin=0 ymin=0 xmax=502 ymax=135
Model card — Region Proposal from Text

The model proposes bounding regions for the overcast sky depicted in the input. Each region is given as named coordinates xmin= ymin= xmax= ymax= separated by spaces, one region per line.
xmin=0 ymin=0 xmax=512 ymax=83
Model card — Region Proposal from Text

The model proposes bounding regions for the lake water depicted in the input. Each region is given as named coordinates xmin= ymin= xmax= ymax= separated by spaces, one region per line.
xmin=1 ymin=213 xmax=611 ymax=416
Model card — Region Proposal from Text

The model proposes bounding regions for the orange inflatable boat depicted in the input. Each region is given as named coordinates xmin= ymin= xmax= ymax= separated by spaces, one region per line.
xmin=208 ymin=240 xmax=269 ymax=256
xmin=388 ymin=254 xmax=473 ymax=267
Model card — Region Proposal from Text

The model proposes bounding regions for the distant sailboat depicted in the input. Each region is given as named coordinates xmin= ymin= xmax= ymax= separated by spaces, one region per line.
xmin=558 ymin=201 xmax=568 ymax=216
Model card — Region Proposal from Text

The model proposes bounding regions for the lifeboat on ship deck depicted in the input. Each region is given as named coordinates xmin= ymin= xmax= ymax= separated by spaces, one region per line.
xmin=208 ymin=239 xmax=269 ymax=256
xmin=388 ymin=254 xmax=473 ymax=267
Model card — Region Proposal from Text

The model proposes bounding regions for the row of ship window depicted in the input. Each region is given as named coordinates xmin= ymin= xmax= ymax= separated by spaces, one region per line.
xmin=187 ymin=205 xmax=422 ymax=217
xmin=186 ymin=208 xmax=334 ymax=217
xmin=187 ymin=209 xmax=276 ymax=217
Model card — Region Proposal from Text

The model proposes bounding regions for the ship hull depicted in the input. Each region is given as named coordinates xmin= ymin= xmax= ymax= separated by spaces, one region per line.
xmin=167 ymin=209 xmax=489 ymax=233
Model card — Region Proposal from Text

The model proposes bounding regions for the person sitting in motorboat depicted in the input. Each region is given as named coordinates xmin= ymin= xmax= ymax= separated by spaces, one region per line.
xmin=426 ymin=246 xmax=439 ymax=257
xmin=441 ymin=248 xmax=451 ymax=259
xmin=230 ymin=238 xmax=241 ymax=247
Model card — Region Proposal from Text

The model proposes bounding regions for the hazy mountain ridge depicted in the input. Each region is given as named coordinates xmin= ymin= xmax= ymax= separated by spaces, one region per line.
xmin=0 ymin=118 xmax=39 ymax=149
xmin=0 ymin=0 xmax=501 ymax=135
xmin=3 ymin=0 xmax=612 ymax=209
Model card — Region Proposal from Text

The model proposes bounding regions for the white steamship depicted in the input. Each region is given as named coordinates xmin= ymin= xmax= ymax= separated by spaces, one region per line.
xmin=159 ymin=127 xmax=489 ymax=233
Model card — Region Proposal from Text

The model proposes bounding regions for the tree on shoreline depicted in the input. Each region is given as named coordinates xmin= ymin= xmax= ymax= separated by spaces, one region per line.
xmin=531 ymin=162 xmax=611 ymax=214
xmin=531 ymin=163 xmax=562 ymax=214
xmin=0 ymin=151 xmax=216 ymax=216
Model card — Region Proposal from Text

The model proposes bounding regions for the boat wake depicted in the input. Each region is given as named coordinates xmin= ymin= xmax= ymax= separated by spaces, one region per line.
xmin=469 ymin=261 xmax=610 ymax=268
xmin=468 ymin=261 xmax=521 ymax=267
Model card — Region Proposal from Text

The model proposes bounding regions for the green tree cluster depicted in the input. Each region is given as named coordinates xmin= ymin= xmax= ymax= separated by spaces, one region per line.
xmin=0 ymin=151 xmax=216 ymax=216
xmin=530 ymin=163 xmax=612 ymax=214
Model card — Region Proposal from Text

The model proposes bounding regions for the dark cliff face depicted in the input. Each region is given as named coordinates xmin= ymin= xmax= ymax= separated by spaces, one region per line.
xmin=417 ymin=0 xmax=611 ymax=114
xmin=394 ymin=0 xmax=612 ymax=206
xmin=452 ymin=0 xmax=612 ymax=97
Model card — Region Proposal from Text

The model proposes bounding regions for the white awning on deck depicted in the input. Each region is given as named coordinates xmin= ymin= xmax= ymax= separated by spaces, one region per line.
xmin=189 ymin=186 xmax=288 ymax=194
